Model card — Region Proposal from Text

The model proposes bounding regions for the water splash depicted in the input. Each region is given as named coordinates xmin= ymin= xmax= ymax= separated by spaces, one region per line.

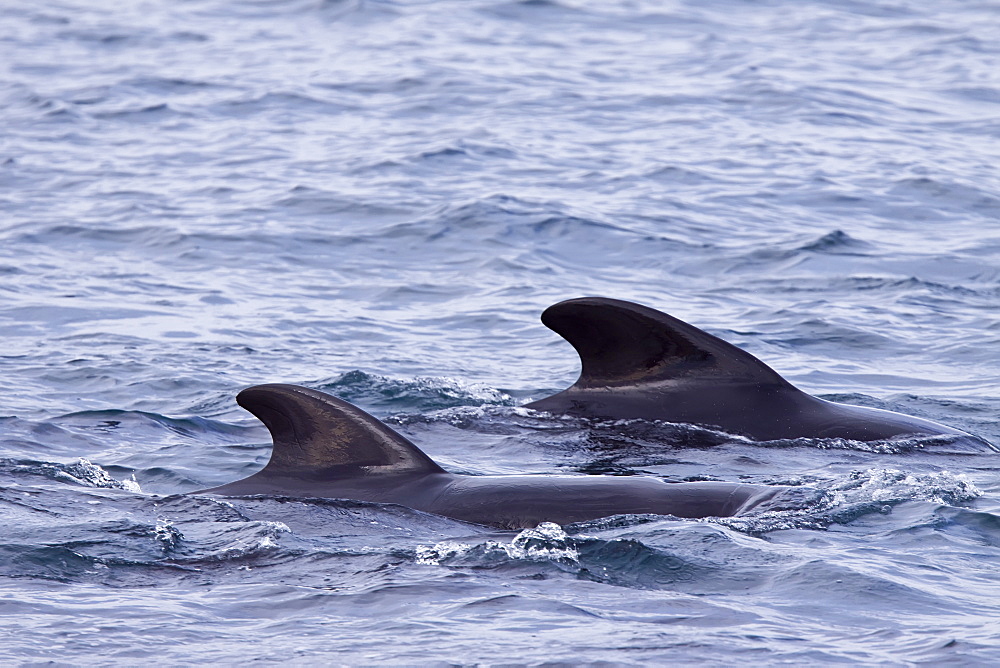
xmin=826 ymin=468 xmax=981 ymax=506
xmin=415 ymin=540 xmax=474 ymax=565
xmin=417 ymin=522 xmax=579 ymax=566
xmin=715 ymin=468 xmax=982 ymax=535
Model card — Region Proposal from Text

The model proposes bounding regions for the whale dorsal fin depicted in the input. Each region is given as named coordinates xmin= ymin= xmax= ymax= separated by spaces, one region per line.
xmin=237 ymin=384 xmax=445 ymax=478
xmin=540 ymin=297 xmax=793 ymax=389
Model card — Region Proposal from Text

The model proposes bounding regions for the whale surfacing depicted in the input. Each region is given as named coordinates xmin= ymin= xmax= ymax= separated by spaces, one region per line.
xmin=526 ymin=297 xmax=993 ymax=450
xmin=198 ymin=384 xmax=782 ymax=528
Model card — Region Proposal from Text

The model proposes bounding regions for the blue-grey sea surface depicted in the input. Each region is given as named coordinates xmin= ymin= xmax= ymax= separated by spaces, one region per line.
xmin=2 ymin=0 xmax=1000 ymax=664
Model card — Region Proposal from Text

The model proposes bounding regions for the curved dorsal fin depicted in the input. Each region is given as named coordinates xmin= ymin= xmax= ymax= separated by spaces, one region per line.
xmin=237 ymin=384 xmax=445 ymax=478
xmin=540 ymin=297 xmax=793 ymax=389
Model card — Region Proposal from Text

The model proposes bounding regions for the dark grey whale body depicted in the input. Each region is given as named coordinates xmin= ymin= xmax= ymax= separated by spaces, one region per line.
xmin=526 ymin=297 xmax=992 ymax=449
xmin=199 ymin=384 xmax=783 ymax=529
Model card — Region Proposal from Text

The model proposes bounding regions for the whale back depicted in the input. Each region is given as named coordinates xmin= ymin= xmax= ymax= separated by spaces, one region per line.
xmin=235 ymin=383 xmax=445 ymax=479
xmin=537 ymin=297 xmax=793 ymax=390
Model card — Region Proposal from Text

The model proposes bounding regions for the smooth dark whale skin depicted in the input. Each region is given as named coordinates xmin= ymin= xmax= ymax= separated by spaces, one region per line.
xmin=198 ymin=384 xmax=784 ymax=529
xmin=526 ymin=297 xmax=993 ymax=449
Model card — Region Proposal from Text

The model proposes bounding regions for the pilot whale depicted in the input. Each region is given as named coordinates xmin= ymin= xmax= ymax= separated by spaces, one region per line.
xmin=198 ymin=384 xmax=785 ymax=528
xmin=526 ymin=297 xmax=992 ymax=449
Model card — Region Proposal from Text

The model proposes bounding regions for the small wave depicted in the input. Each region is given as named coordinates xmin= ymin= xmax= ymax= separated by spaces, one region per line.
xmin=12 ymin=222 xmax=185 ymax=247
xmin=55 ymin=409 xmax=252 ymax=440
xmin=730 ymin=229 xmax=878 ymax=270
xmin=120 ymin=76 xmax=220 ymax=95
xmin=0 ymin=518 xmax=289 ymax=582
xmin=317 ymin=370 xmax=514 ymax=412
xmin=482 ymin=0 xmax=591 ymax=23
xmin=582 ymin=417 xmax=742 ymax=449
xmin=217 ymin=91 xmax=355 ymax=118
xmin=387 ymin=404 xmax=555 ymax=435
xmin=378 ymin=194 xmax=636 ymax=249
xmin=91 ymin=102 xmax=183 ymax=122
xmin=932 ymin=506 xmax=1000 ymax=547
xmin=417 ymin=522 xmax=578 ymax=566
xmin=888 ymin=176 xmax=1000 ymax=212
xmin=164 ymin=520 xmax=291 ymax=563
xmin=519 ymin=411 xmax=996 ymax=454
xmin=754 ymin=432 xmax=996 ymax=454
xmin=798 ymin=229 xmax=874 ymax=254
xmin=274 ymin=185 xmax=408 ymax=219
xmin=198 ymin=0 xmax=368 ymax=20
xmin=0 ymin=457 xmax=141 ymax=492
xmin=0 ymin=545 xmax=137 ymax=583
xmin=417 ymin=522 xmax=720 ymax=590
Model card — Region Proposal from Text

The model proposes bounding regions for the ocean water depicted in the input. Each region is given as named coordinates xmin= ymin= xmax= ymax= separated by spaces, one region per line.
xmin=2 ymin=0 xmax=1000 ymax=663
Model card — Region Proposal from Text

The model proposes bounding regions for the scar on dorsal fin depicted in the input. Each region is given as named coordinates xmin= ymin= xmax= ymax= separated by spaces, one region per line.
xmin=539 ymin=297 xmax=793 ymax=389
xmin=237 ymin=384 xmax=445 ymax=478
